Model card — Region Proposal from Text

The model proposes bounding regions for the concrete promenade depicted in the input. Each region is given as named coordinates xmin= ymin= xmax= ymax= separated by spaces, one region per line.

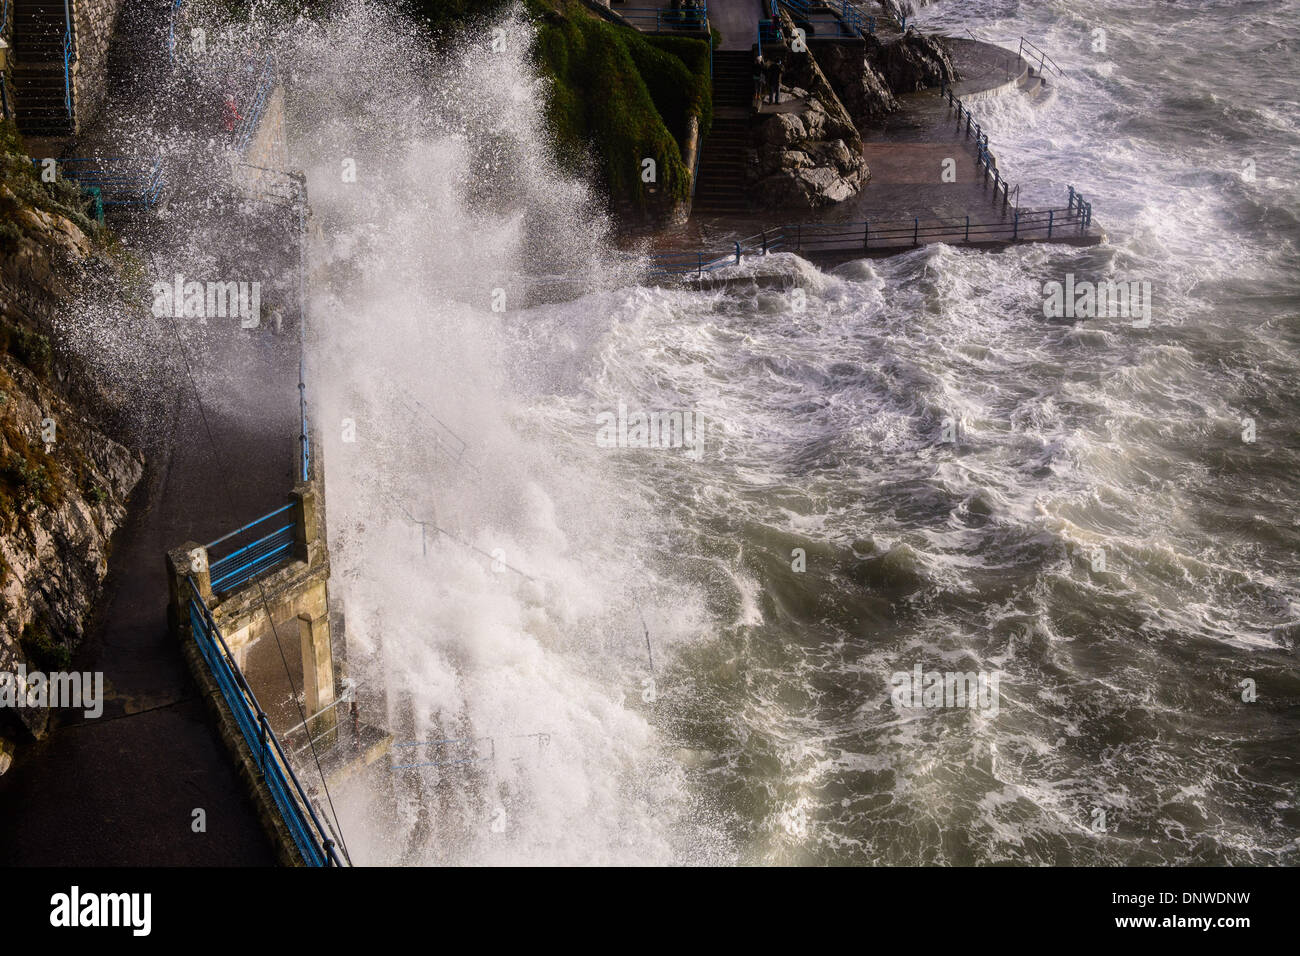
xmin=651 ymin=29 xmax=1101 ymax=264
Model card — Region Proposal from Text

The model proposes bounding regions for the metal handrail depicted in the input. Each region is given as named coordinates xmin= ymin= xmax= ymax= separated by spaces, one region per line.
xmin=62 ymin=0 xmax=74 ymax=117
xmin=186 ymin=578 xmax=343 ymax=866
xmin=39 ymin=157 xmax=169 ymax=208
xmin=619 ymin=4 xmax=709 ymax=31
xmin=649 ymin=189 xmax=1093 ymax=276
xmin=167 ymin=0 xmax=184 ymax=65
xmin=233 ymin=53 xmax=276 ymax=152
xmin=1017 ymin=36 xmax=1063 ymax=77
xmin=204 ymin=502 xmax=297 ymax=593
xmin=773 ymin=0 xmax=871 ymax=39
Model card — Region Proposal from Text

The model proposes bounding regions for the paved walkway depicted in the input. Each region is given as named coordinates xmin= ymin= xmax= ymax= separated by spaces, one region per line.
xmin=0 ymin=0 xmax=289 ymax=865
xmin=708 ymin=0 xmax=766 ymax=50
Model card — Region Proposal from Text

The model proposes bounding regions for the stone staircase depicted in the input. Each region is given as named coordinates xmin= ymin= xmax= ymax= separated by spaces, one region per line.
xmin=692 ymin=49 xmax=751 ymax=216
xmin=11 ymin=0 xmax=78 ymax=139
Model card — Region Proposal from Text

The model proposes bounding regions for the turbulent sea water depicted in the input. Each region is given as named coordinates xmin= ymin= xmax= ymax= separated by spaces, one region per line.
xmin=267 ymin=0 xmax=1300 ymax=865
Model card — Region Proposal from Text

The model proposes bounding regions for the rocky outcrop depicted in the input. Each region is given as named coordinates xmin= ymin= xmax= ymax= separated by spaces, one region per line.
xmin=747 ymin=10 xmax=869 ymax=210
xmin=0 ymin=143 xmax=144 ymax=750
xmin=749 ymin=93 xmax=868 ymax=207
xmin=815 ymin=40 xmax=899 ymax=130
xmin=869 ymin=30 xmax=959 ymax=94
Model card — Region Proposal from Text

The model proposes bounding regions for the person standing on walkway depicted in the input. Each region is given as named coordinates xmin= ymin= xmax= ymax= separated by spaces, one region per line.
xmin=753 ymin=55 xmax=767 ymax=111
xmin=769 ymin=57 xmax=784 ymax=105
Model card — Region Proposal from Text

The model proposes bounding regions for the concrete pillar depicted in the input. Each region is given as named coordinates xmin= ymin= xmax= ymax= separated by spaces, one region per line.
xmin=166 ymin=541 xmax=213 ymax=634
xmin=291 ymin=487 xmax=318 ymax=565
xmin=298 ymin=613 xmax=337 ymax=749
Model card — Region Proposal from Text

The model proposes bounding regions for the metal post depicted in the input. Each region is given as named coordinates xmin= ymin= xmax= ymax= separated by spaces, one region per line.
xmin=258 ymin=712 xmax=270 ymax=774
xmin=1012 ymin=209 xmax=1019 ymax=240
xmin=966 ymin=114 xmax=972 ymax=137
xmin=735 ymin=240 xmax=742 ymax=265
xmin=1047 ymin=210 xmax=1053 ymax=238
xmin=864 ymin=221 xmax=869 ymax=249
xmin=965 ymin=216 xmax=970 ymax=241
xmin=913 ymin=217 xmax=919 ymax=245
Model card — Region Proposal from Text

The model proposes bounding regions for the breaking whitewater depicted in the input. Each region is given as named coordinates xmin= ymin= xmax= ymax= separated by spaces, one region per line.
xmin=145 ymin=0 xmax=1298 ymax=865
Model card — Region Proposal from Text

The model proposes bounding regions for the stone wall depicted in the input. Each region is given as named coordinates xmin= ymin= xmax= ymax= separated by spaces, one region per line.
xmin=72 ymin=0 xmax=128 ymax=131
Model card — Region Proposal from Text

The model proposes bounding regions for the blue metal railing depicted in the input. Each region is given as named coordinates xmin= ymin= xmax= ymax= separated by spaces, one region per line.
xmin=940 ymin=87 xmax=1023 ymax=211
xmin=620 ymin=3 xmax=708 ymax=32
xmin=299 ymin=381 xmax=309 ymax=483
xmin=168 ymin=0 xmax=184 ymax=65
xmin=233 ymin=54 xmax=276 ymax=153
xmin=41 ymin=157 xmax=168 ymax=208
xmin=186 ymin=578 xmax=342 ymax=867
xmin=771 ymin=0 xmax=873 ymax=39
xmin=1017 ymin=36 xmax=1063 ymax=77
xmin=205 ymin=502 xmax=296 ymax=594
xmin=650 ymin=188 xmax=1094 ymax=276
xmin=62 ymin=0 xmax=74 ymax=117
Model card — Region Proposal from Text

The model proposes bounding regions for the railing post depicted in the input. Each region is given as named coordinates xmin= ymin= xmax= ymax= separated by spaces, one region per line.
xmin=863 ymin=221 xmax=869 ymax=249
xmin=965 ymin=216 xmax=970 ymax=241
xmin=735 ymin=240 xmax=742 ymax=266
xmin=913 ymin=217 xmax=919 ymax=246
xmin=966 ymin=113 xmax=972 ymax=137
xmin=1012 ymin=209 xmax=1019 ymax=240
xmin=257 ymin=712 xmax=270 ymax=775
xmin=1047 ymin=210 xmax=1054 ymax=238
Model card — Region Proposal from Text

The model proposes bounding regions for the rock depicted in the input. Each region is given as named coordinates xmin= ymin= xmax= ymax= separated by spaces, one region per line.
xmin=815 ymin=41 xmax=900 ymax=130
xmin=870 ymin=31 xmax=960 ymax=94
xmin=747 ymin=8 xmax=871 ymax=211
xmin=763 ymin=112 xmax=807 ymax=147
xmin=780 ymin=150 xmax=814 ymax=170
xmin=0 ymin=173 xmax=146 ymax=758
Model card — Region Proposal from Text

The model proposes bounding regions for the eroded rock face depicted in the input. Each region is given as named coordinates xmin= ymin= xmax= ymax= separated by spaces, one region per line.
xmin=748 ymin=13 xmax=870 ymax=211
xmin=0 ymin=185 xmax=144 ymax=751
xmin=869 ymin=31 xmax=959 ymax=93
xmin=750 ymin=92 xmax=869 ymax=209
xmin=815 ymin=41 xmax=900 ymax=130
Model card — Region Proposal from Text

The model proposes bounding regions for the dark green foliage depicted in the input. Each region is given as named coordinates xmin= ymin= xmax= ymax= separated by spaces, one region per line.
xmin=0 ymin=120 xmax=100 ymax=245
xmin=534 ymin=8 xmax=712 ymax=208
xmin=3 ymin=325 xmax=53 ymax=380
xmin=21 ymin=622 xmax=71 ymax=672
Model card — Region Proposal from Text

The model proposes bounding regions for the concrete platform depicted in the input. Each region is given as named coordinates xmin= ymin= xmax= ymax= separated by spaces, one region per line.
xmin=650 ymin=33 xmax=1102 ymax=269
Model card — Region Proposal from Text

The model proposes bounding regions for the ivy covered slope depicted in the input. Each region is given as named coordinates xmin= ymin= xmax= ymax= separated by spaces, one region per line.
xmin=0 ymin=121 xmax=144 ymax=761
xmin=418 ymin=0 xmax=714 ymax=211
